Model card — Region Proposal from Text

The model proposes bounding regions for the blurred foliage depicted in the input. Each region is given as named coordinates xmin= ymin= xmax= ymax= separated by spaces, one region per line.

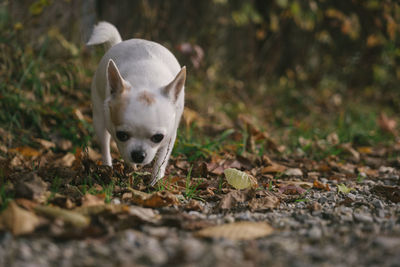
xmin=0 ymin=0 xmax=399 ymax=150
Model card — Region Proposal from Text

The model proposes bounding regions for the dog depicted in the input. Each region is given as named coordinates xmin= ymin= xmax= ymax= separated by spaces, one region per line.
xmin=87 ymin=22 xmax=186 ymax=186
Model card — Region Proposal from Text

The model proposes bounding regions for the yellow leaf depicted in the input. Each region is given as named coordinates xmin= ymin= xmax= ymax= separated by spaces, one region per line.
xmin=224 ymin=168 xmax=258 ymax=190
xmin=337 ymin=184 xmax=355 ymax=194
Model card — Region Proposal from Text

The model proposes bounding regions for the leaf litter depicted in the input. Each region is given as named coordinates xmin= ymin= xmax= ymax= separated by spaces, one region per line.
xmin=0 ymin=119 xmax=399 ymax=248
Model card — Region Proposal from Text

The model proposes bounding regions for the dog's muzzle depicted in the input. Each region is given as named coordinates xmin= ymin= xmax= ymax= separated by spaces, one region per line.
xmin=131 ymin=150 xmax=146 ymax=163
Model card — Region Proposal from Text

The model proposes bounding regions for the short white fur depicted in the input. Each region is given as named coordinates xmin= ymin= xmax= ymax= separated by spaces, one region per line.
xmin=88 ymin=21 xmax=186 ymax=186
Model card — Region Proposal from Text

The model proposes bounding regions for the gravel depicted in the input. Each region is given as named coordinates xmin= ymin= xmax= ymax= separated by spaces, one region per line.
xmin=1 ymin=175 xmax=400 ymax=267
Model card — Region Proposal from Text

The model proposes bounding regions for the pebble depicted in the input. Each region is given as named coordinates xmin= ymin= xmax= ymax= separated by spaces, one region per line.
xmin=379 ymin=166 xmax=395 ymax=174
xmin=353 ymin=212 xmax=373 ymax=223
xmin=284 ymin=168 xmax=303 ymax=176
xmin=308 ymin=226 xmax=322 ymax=240
xmin=111 ymin=198 xmax=121 ymax=205
xmin=372 ymin=199 xmax=385 ymax=209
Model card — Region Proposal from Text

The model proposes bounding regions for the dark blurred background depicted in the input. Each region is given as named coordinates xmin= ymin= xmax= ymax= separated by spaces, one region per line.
xmin=1 ymin=0 xmax=399 ymax=149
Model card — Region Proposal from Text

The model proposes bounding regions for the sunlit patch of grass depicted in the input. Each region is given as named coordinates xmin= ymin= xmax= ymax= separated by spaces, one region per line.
xmin=183 ymin=166 xmax=204 ymax=201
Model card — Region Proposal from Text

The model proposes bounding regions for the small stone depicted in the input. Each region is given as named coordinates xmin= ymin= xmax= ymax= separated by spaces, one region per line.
xmin=346 ymin=193 xmax=356 ymax=200
xmin=224 ymin=215 xmax=235 ymax=223
xmin=372 ymin=199 xmax=384 ymax=209
xmin=353 ymin=212 xmax=373 ymax=223
xmin=308 ymin=226 xmax=322 ymax=240
xmin=379 ymin=166 xmax=395 ymax=174
xmin=377 ymin=209 xmax=385 ymax=218
xmin=318 ymin=196 xmax=328 ymax=204
xmin=284 ymin=168 xmax=303 ymax=176
xmin=111 ymin=198 xmax=121 ymax=205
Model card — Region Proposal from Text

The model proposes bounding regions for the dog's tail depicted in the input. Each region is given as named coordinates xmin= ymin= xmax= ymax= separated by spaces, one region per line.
xmin=87 ymin=21 xmax=122 ymax=49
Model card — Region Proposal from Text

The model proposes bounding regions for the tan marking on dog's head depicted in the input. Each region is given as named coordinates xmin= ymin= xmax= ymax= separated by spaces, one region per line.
xmin=109 ymin=94 xmax=129 ymax=126
xmin=137 ymin=91 xmax=156 ymax=106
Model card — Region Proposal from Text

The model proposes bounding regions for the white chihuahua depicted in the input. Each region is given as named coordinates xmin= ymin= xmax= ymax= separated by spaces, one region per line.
xmin=87 ymin=22 xmax=186 ymax=186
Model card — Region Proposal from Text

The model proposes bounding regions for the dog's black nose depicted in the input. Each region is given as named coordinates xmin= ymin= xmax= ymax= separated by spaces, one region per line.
xmin=131 ymin=150 xmax=146 ymax=163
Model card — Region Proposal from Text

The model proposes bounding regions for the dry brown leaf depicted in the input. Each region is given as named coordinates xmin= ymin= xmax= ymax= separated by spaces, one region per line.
xmin=183 ymin=107 xmax=206 ymax=128
xmin=33 ymin=138 xmax=56 ymax=149
xmin=184 ymin=199 xmax=204 ymax=212
xmin=128 ymin=188 xmax=179 ymax=208
xmin=338 ymin=143 xmax=360 ymax=161
xmin=9 ymin=146 xmax=41 ymax=157
xmin=278 ymin=181 xmax=313 ymax=195
xmin=378 ymin=112 xmax=397 ymax=136
xmin=81 ymin=193 xmax=105 ymax=207
xmin=0 ymin=201 xmax=40 ymax=235
xmin=14 ymin=172 xmax=48 ymax=201
xmin=218 ymin=189 xmax=253 ymax=210
xmin=261 ymin=163 xmax=287 ymax=174
xmin=56 ymin=138 xmax=73 ymax=151
xmin=196 ymin=221 xmax=273 ymax=240
xmin=87 ymin=147 xmax=102 ymax=161
xmin=313 ymin=180 xmax=330 ymax=191
xmin=249 ymin=191 xmax=280 ymax=211
xmin=56 ymin=153 xmax=75 ymax=167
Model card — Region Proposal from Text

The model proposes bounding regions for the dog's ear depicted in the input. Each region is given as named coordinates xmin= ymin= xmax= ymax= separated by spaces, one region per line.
xmin=107 ymin=59 xmax=127 ymax=95
xmin=163 ymin=66 xmax=186 ymax=103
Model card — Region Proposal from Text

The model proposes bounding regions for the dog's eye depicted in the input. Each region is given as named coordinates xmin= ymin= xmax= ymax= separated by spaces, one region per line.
xmin=116 ymin=131 xmax=130 ymax=142
xmin=151 ymin=134 xmax=164 ymax=143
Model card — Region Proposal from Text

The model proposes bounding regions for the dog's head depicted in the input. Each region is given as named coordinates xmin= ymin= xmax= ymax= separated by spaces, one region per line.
xmin=105 ymin=59 xmax=186 ymax=165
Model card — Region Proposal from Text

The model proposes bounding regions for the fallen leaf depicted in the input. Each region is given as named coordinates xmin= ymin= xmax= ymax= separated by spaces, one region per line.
xmin=378 ymin=112 xmax=397 ymax=136
xmin=356 ymin=146 xmax=373 ymax=154
xmin=0 ymin=201 xmax=40 ymax=235
xmin=313 ymin=180 xmax=330 ymax=191
xmin=14 ymin=172 xmax=48 ymax=201
xmin=184 ymin=199 xmax=204 ymax=212
xmin=56 ymin=138 xmax=73 ymax=151
xmin=87 ymin=147 xmax=102 ymax=161
xmin=196 ymin=221 xmax=273 ymax=240
xmin=81 ymin=193 xmax=105 ymax=207
xmin=183 ymin=107 xmax=206 ymax=128
xmin=218 ymin=189 xmax=253 ymax=210
xmin=278 ymin=184 xmax=306 ymax=195
xmin=33 ymin=138 xmax=56 ymax=149
xmin=283 ymin=168 xmax=303 ymax=177
xmin=56 ymin=153 xmax=75 ymax=167
xmin=128 ymin=188 xmax=179 ymax=208
xmin=327 ymin=132 xmax=340 ymax=145
xmin=9 ymin=146 xmax=40 ymax=157
xmin=337 ymin=183 xmax=355 ymax=194
xmin=224 ymin=168 xmax=258 ymax=190
xmin=248 ymin=191 xmax=280 ymax=211
xmin=261 ymin=163 xmax=287 ymax=174
xmin=338 ymin=143 xmax=360 ymax=161
xmin=34 ymin=205 xmax=90 ymax=228
xmin=74 ymin=204 xmax=129 ymax=216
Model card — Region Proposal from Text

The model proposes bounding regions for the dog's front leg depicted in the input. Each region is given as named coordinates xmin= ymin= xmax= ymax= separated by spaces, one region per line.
xmin=93 ymin=113 xmax=112 ymax=166
xmin=150 ymin=133 xmax=176 ymax=186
